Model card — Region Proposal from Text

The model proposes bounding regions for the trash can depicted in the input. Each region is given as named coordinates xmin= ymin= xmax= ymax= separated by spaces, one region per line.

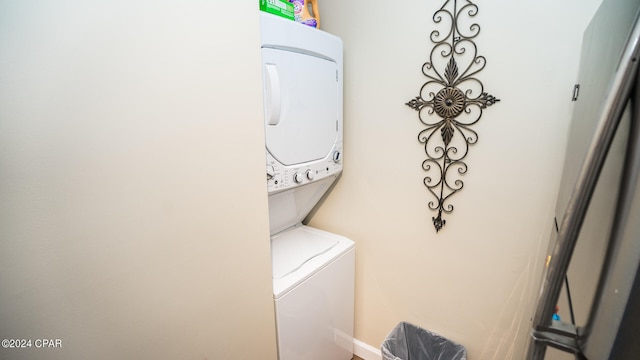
xmin=381 ymin=321 xmax=467 ymax=360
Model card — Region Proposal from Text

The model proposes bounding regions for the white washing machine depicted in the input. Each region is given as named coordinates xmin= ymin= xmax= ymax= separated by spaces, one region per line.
xmin=260 ymin=12 xmax=355 ymax=360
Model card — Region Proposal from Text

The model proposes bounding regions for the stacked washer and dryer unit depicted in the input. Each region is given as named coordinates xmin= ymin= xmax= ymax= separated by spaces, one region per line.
xmin=260 ymin=12 xmax=355 ymax=360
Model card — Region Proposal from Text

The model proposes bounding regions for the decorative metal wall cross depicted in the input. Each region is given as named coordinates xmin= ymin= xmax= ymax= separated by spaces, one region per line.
xmin=406 ymin=0 xmax=499 ymax=232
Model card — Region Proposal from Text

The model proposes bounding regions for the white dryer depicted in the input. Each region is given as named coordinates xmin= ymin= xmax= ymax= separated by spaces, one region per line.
xmin=260 ymin=12 xmax=355 ymax=360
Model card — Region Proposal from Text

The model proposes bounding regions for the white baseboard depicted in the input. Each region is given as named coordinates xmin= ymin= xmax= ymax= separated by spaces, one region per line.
xmin=353 ymin=338 xmax=382 ymax=360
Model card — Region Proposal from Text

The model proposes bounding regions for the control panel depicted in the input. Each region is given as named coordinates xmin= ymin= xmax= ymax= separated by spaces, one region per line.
xmin=266 ymin=143 xmax=342 ymax=194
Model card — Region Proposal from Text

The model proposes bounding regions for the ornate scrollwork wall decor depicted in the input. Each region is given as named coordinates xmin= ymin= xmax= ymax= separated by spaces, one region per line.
xmin=406 ymin=0 xmax=499 ymax=232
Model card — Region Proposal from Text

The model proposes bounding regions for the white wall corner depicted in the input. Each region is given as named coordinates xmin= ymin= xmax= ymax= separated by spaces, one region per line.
xmin=354 ymin=338 xmax=382 ymax=360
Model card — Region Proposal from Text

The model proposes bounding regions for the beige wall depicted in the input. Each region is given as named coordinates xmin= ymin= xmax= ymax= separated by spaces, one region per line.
xmin=0 ymin=1 xmax=277 ymax=359
xmin=311 ymin=0 xmax=602 ymax=358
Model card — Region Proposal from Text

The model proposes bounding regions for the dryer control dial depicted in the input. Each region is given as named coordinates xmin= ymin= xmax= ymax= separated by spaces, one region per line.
xmin=305 ymin=169 xmax=315 ymax=181
xmin=267 ymin=165 xmax=275 ymax=180
xmin=333 ymin=151 xmax=342 ymax=163
xmin=293 ymin=172 xmax=304 ymax=184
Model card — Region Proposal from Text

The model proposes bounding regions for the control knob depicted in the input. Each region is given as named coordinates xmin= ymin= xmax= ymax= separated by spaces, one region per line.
xmin=305 ymin=169 xmax=315 ymax=181
xmin=266 ymin=166 xmax=275 ymax=180
xmin=293 ymin=172 xmax=304 ymax=184
xmin=333 ymin=151 xmax=342 ymax=163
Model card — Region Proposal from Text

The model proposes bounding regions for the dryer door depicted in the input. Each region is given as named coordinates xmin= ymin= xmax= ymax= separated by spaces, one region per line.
xmin=262 ymin=47 xmax=338 ymax=166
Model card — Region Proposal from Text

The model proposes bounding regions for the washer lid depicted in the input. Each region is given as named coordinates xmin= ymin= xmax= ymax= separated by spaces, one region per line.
xmin=271 ymin=226 xmax=338 ymax=279
xmin=262 ymin=47 xmax=339 ymax=166
xmin=271 ymin=226 xmax=355 ymax=298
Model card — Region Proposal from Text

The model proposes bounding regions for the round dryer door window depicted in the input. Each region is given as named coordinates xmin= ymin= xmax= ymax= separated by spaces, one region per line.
xmin=262 ymin=47 xmax=339 ymax=166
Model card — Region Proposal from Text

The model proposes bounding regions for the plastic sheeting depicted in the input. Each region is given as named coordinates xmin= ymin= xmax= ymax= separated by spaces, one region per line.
xmin=381 ymin=322 xmax=467 ymax=360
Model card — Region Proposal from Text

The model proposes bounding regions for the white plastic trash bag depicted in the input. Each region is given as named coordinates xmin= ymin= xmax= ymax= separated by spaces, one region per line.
xmin=381 ymin=321 xmax=467 ymax=360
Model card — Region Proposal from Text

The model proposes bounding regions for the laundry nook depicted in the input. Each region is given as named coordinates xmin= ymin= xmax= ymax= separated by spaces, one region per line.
xmin=4 ymin=1 xmax=640 ymax=360
xmin=260 ymin=12 xmax=355 ymax=360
